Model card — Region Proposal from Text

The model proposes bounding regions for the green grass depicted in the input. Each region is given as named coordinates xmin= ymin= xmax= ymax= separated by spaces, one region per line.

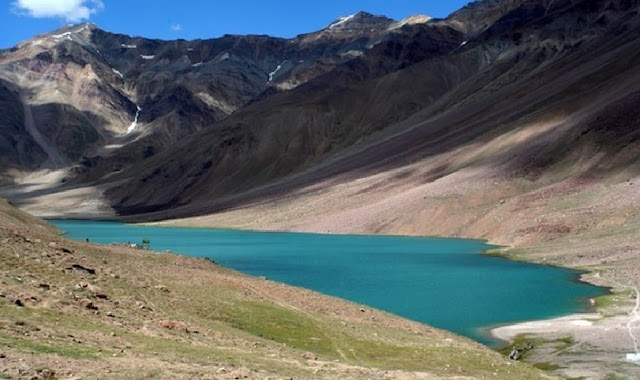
xmin=593 ymin=290 xmax=634 ymax=316
xmin=603 ymin=375 xmax=627 ymax=380
xmin=153 ymin=285 xmax=531 ymax=376
xmin=483 ymin=247 xmax=507 ymax=257
xmin=532 ymin=362 xmax=562 ymax=371
xmin=0 ymin=306 xmax=117 ymax=361
xmin=594 ymin=293 xmax=621 ymax=309
xmin=0 ymin=332 xmax=100 ymax=360
xmin=219 ymin=300 xmax=335 ymax=355
xmin=215 ymin=298 xmax=533 ymax=376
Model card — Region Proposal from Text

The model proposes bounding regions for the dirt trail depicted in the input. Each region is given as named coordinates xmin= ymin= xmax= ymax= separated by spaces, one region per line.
xmin=606 ymin=280 xmax=640 ymax=357
xmin=20 ymin=93 xmax=66 ymax=169
xmin=627 ymin=287 xmax=640 ymax=354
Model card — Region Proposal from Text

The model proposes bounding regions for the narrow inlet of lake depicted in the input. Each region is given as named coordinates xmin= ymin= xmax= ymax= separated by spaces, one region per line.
xmin=50 ymin=220 xmax=607 ymax=346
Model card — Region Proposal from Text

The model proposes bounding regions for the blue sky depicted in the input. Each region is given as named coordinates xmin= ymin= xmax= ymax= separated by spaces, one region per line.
xmin=2 ymin=0 xmax=472 ymax=48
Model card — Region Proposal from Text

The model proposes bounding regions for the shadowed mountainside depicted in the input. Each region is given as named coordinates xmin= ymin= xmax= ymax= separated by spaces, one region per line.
xmin=0 ymin=11 xmax=420 ymax=177
xmin=99 ymin=0 xmax=640 ymax=221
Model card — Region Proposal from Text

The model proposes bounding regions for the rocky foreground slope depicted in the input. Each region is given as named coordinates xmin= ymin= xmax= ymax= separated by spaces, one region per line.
xmin=0 ymin=200 xmax=555 ymax=379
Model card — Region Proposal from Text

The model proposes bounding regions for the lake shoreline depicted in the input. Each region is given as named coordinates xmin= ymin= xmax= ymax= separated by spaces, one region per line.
xmin=38 ymin=212 xmax=640 ymax=378
xmin=51 ymin=219 xmax=607 ymax=349
xmin=480 ymin=245 xmax=640 ymax=378
xmin=488 ymin=312 xmax=602 ymax=343
xmin=479 ymin=247 xmax=613 ymax=343
xmin=152 ymin=223 xmax=614 ymax=351
xmin=5 ymin=199 xmax=561 ymax=380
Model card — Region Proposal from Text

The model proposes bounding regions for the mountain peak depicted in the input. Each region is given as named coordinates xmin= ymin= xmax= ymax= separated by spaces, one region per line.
xmin=11 ymin=22 xmax=97 ymax=51
xmin=326 ymin=11 xmax=395 ymax=31
xmin=390 ymin=14 xmax=433 ymax=30
xmin=398 ymin=14 xmax=433 ymax=25
xmin=46 ymin=22 xmax=97 ymax=38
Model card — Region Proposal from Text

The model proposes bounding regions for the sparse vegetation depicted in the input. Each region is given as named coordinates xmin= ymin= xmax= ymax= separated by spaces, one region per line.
xmin=602 ymin=375 xmax=627 ymax=380
xmin=532 ymin=362 xmax=562 ymax=371
xmin=498 ymin=334 xmax=574 ymax=360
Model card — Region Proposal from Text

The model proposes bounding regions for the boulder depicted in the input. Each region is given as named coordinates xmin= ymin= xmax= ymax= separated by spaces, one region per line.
xmin=79 ymin=298 xmax=98 ymax=310
xmin=153 ymin=285 xmax=169 ymax=292
xmin=158 ymin=319 xmax=193 ymax=333
xmin=6 ymin=295 xmax=23 ymax=307
xmin=303 ymin=352 xmax=318 ymax=360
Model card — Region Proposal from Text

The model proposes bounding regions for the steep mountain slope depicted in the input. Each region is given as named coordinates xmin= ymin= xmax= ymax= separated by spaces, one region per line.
xmin=0 ymin=12 xmax=420 ymax=179
xmin=98 ymin=20 xmax=466 ymax=214
xmin=2 ymin=0 xmax=638 ymax=242
xmin=96 ymin=0 xmax=639 ymax=221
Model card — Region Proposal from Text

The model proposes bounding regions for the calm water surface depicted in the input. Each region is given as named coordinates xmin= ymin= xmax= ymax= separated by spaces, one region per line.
xmin=51 ymin=220 xmax=606 ymax=346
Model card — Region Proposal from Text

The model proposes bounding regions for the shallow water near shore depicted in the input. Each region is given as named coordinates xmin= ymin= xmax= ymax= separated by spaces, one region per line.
xmin=51 ymin=220 xmax=606 ymax=346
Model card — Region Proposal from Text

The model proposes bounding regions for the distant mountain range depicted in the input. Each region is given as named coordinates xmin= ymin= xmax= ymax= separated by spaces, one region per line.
xmin=1 ymin=0 xmax=639 ymax=244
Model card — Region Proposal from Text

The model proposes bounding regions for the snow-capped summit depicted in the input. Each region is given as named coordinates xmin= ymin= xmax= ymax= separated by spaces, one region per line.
xmin=328 ymin=14 xmax=356 ymax=29
xmin=325 ymin=11 xmax=395 ymax=32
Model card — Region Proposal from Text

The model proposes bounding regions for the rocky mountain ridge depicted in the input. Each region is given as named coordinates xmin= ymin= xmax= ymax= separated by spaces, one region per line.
xmin=102 ymin=0 xmax=640 ymax=220
xmin=0 ymin=11 xmax=428 ymax=175
xmin=1 ymin=0 xmax=638 ymax=228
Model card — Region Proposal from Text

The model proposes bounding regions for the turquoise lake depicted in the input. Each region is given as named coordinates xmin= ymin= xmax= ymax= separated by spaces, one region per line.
xmin=50 ymin=220 xmax=607 ymax=346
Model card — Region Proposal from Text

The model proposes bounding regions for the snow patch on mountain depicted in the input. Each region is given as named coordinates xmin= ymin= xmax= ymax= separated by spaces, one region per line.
xmin=267 ymin=61 xmax=287 ymax=83
xmin=52 ymin=32 xmax=72 ymax=39
xmin=340 ymin=50 xmax=364 ymax=58
xmin=75 ymin=24 xmax=89 ymax=33
xmin=112 ymin=68 xmax=123 ymax=78
xmin=126 ymin=106 xmax=142 ymax=134
xmin=329 ymin=14 xmax=355 ymax=29
xmin=50 ymin=24 xmax=91 ymax=41
xmin=213 ymin=52 xmax=230 ymax=63
xmin=140 ymin=55 xmax=155 ymax=60
xmin=121 ymin=44 xmax=137 ymax=49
